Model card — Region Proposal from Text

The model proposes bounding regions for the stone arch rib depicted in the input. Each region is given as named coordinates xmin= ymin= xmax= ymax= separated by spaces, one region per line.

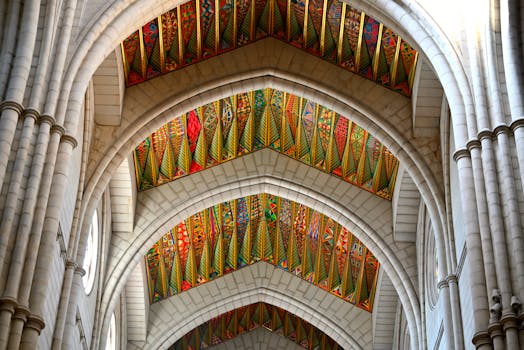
xmin=145 ymin=262 xmax=370 ymax=350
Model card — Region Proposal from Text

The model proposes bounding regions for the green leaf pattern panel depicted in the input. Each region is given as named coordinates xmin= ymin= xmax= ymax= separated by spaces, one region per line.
xmin=169 ymin=302 xmax=341 ymax=349
xmin=134 ymin=88 xmax=399 ymax=200
xmin=145 ymin=193 xmax=380 ymax=312
xmin=121 ymin=0 xmax=418 ymax=96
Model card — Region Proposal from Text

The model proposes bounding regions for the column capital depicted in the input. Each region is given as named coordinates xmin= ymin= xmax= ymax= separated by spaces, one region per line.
xmin=61 ymin=134 xmax=78 ymax=148
xmin=500 ymin=312 xmax=519 ymax=331
xmin=0 ymin=100 xmax=24 ymax=115
xmin=12 ymin=305 xmax=30 ymax=322
xmin=75 ymin=265 xmax=86 ymax=277
xmin=452 ymin=148 xmax=470 ymax=162
xmin=493 ymin=124 xmax=511 ymax=137
xmin=22 ymin=108 xmax=40 ymax=122
xmin=466 ymin=138 xmax=481 ymax=150
xmin=66 ymin=259 xmax=85 ymax=276
xmin=437 ymin=279 xmax=448 ymax=290
xmin=51 ymin=124 xmax=65 ymax=136
xmin=65 ymin=259 xmax=77 ymax=270
xmin=510 ymin=117 xmax=524 ymax=131
xmin=0 ymin=297 xmax=18 ymax=314
xmin=437 ymin=274 xmax=459 ymax=289
xmin=477 ymin=129 xmax=493 ymax=141
xmin=25 ymin=314 xmax=45 ymax=334
xmin=471 ymin=331 xmax=491 ymax=347
xmin=39 ymin=114 xmax=56 ymax=126
xmin=487 ymin=321 xmax=503 ymax=338
xmin=446 ymin=274 xmax=458 ymax=284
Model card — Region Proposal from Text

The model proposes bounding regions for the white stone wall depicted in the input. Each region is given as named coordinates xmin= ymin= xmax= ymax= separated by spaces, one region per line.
xmin=59 ymin=136 xmax=82 ymax=249
xmin=37 ymin=242 xmax=65 ymax=350
xmin=458 ymin=256 xmax=474 ymax=349
xmin=421 ymin=208 xmax=444 ymax=350
xmin=76 ymin=276 xmax=98 ymax=349
xmin=411 ymin=57 xmax=444 ymax=139
xmin=124 ymin=261 xmax=148 ymax=346
xmin=372 ymin=271 xmax=398 ymax=349
xmin=425 ymin=297 xmax=444 ymax=350
xmin=92 ymin=49 xmax=124 ymax=126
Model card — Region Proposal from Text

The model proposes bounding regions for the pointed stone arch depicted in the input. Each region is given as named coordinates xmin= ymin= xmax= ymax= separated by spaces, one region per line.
xmin=141 ymin=263 xmax=372 ymax=349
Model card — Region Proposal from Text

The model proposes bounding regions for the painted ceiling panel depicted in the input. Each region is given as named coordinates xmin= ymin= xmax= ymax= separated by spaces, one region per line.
xmin=121 ymin=0 xmax=418 ymax=96
xmin=168 ymin=302 xmax=341 ymax=349
xmin=134 ymin=88 xmax=399 ymax=199
xmin=145 ymin=193 xmax=380 ymax=312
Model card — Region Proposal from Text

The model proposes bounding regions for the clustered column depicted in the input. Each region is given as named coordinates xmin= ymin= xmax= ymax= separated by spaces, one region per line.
xmin=455 ymin=1 xmax=524 ymax=349
xmin=0 ymin=0 xmax=84 ymax=349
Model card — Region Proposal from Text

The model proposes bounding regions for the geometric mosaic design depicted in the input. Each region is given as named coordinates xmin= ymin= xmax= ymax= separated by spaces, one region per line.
xmin=121 ymin=0 xmax=418 ymax=96
xmin=146 ymin=193 xmax=379 ymax=312
xmin=168 ymin=302 xmax=342 ymax=349
xmin=134 ymin=88 xmax=399 ymax=200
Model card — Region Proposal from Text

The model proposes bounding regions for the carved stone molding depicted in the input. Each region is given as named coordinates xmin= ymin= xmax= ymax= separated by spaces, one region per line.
xmin=452 ymin=148 xmax=470 ymax=162
xmin=61 ymin=134 xmax=78 ymax=148
xmin=510 ymin=117 xmax=524 ymax=132
xmin=25 ymin=314 xmax=46 ymax=333
xmin=0 ymin=100 xmax=24 ymax=115
xmin=472 ymin=331 xmax=492 ymax=348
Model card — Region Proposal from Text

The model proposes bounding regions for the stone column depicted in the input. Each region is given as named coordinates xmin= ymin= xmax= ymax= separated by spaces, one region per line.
xmin=20 ymin=137 xmax=77 ymax=349
xmin=454 ymin=150 xmax=492 ymax=350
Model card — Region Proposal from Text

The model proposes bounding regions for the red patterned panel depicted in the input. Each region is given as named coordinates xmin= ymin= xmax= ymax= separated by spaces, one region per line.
xmin=143 ymin=19 xmax=162 ymax=79
xmin=360 ymin=15 xmax=380 ymax=78
xmin=180 ymin=0 xmax=198 ymax=63
xmin=306 ymin=0 xmax=324 ymax=54
xmin=162 ymin=10 xmax=180 ymax=70
xmin=200 ymin=0 xmax=217 ymax=57
xmin=340 ymin=7 xmax=361 ymax=70
xmin=218 ymin=0 xmax=235 ymax=51
xmin=122 ymin=31 xmax=143 ymax=85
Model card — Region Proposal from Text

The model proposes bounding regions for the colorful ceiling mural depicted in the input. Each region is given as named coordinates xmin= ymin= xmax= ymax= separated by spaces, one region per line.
xmin=121 ymin=0 xmax=418 ymax=96
xmin=145 ymin=193 xmax=380 ymax=312
xmin=168 ymin=302 xmax=341 ymax=349
xmin=134 ymin=88 xmax=399 ymax=200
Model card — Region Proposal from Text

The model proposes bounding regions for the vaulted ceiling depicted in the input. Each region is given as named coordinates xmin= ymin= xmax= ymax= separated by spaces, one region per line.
xmin=134 ymin=88 xmax=399 ymax=199
xmin=168 ymin=302 xmax=341 ymax=349
xmin=145 ymin=193 xmax=379 ymax=312
xmin=121 ymin=0 xmax=418 ymax=96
